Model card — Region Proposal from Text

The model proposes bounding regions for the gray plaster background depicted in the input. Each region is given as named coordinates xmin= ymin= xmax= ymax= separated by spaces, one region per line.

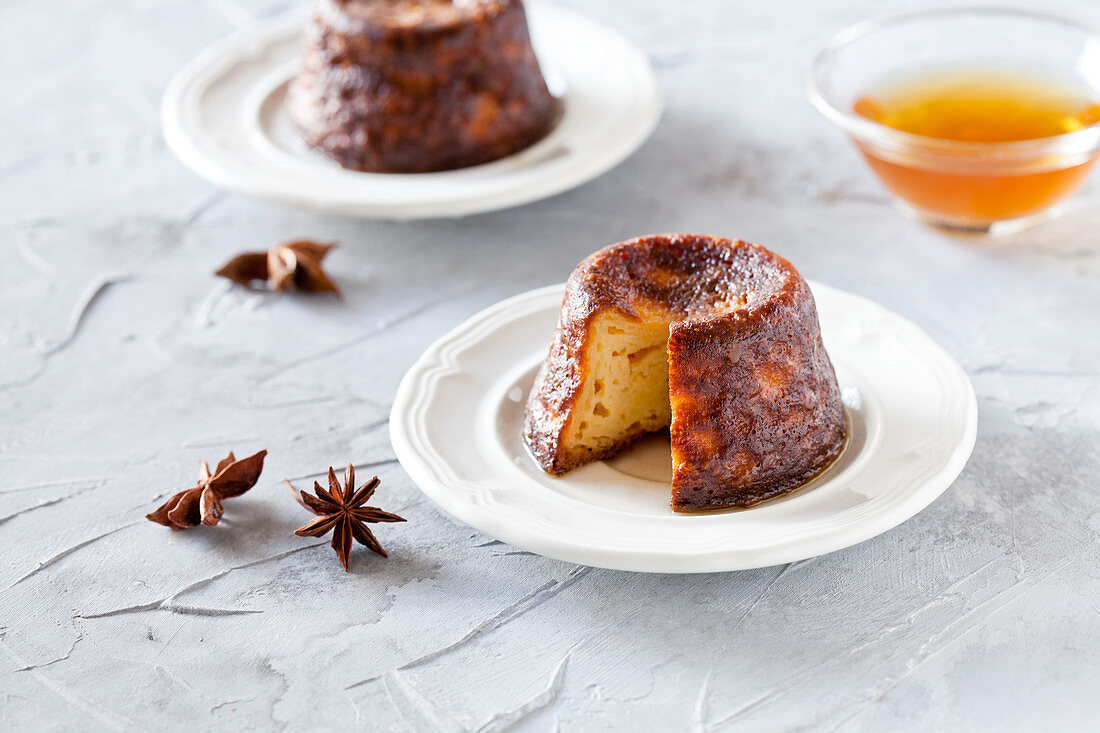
xmin=2 ymin=0 xmax=1098 ymax=730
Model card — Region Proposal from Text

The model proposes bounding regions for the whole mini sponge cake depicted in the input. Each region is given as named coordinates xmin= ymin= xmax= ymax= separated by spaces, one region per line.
xmin=288 ymin=0 xmax=557 ymax=173
xmin=524 ymin=234 xmax=848 ymax=512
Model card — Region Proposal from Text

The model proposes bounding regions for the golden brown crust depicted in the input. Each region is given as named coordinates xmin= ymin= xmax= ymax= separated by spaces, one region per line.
xmin=523 ymin=233 xmax=847 ymax=511
xmin=288 ymin=0 xmax=557 ymax=173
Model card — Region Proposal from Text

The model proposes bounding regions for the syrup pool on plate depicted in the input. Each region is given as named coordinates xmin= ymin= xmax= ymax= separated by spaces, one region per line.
xmin=852 ymin=66 xmax=1100 ymax=226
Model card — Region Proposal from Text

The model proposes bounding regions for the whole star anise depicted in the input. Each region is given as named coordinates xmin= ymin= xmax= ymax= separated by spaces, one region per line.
xmin=215 ymin=240 xmax=341 ymax=296
xmin=289 ymin=464 xmax=405 ymax=571
xmin=146 ymin=450 xmax=267 ymax=529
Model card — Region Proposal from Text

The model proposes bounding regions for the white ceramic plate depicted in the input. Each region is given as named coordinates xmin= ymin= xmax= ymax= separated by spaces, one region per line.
xmin=390 ymin=283 xmax=977 ymax=573
xmin=161 ymin=3 xmax=662 ymax=219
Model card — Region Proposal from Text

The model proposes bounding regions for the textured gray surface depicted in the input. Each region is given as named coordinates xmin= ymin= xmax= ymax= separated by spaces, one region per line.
xmin=2 ymin=0 xmax=1099 ymax=730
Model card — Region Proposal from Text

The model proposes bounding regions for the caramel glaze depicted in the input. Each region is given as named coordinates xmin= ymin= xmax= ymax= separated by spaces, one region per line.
xmin=288 ymin=0 xmax=557 ymax=173
xmin=524 ymin=234 xmax=848 ymax=512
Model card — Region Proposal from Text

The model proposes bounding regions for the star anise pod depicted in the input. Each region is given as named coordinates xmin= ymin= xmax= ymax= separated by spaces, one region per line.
xmin=215 ymin=240 xmax=341 ymax=296
xmin=289 ymin=464 xmax=405 ymax=571
xmin=146 ymin=450 xmax=267 ymax=529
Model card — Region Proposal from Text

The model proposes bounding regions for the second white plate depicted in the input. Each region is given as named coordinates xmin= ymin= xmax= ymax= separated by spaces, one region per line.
xmin=161 ymin=3 xmax=662 ymax=219
xmin=390 ymin=283 xmax=977 ymax=573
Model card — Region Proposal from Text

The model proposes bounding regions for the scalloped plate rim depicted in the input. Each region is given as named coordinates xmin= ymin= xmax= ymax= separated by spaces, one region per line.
xmin=390 ymin=282 xmax=978 ymax=572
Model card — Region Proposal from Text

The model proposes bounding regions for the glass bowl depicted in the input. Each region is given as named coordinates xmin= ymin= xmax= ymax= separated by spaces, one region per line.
xmin=808 ymin=7 xmax=1100 ymax=234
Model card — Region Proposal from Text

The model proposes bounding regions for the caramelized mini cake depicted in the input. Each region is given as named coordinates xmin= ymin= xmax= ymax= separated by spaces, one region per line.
xmin=288 ymin=0 xmax=557 ymax=173
xmin=524 ymin=234 xmax=847 ymax=512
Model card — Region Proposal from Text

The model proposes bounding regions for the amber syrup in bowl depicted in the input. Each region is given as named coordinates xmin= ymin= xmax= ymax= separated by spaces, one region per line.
xmin=809 ymin=8 xmax=1100 ymax=233
xmin=853 ymin=68 xmax=1100 ymax=225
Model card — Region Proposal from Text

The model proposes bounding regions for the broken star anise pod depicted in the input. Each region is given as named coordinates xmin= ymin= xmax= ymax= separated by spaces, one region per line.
xmin=215 ymin=240 xmax=341 ymax=296
xmin=289 ymin=464 xmax=405 ymax=572
xmin=146 ymin=450 xmax=267 ymax=529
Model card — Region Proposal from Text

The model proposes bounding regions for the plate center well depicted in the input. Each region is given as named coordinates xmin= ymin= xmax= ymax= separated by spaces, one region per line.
xmin=604 ymin=431 xmax=673 ymax=483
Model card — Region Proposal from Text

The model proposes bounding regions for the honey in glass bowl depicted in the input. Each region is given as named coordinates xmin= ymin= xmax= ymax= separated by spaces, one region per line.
xmin=852 ymin=67 xmax=1100 ymax=225
xmin=808 ymin=7 xmax=1100 ymax=234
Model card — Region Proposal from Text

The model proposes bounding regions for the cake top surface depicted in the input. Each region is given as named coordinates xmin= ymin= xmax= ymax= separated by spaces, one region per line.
xmin=564 ymin=233 xmax=802 ymax=326
xmin=319 ymin=0 xmax=514 ymax=31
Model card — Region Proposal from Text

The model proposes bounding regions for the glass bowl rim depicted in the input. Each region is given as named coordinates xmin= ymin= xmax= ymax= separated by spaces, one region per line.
xmin=807 ymin=5 xmax=1100 ymax=158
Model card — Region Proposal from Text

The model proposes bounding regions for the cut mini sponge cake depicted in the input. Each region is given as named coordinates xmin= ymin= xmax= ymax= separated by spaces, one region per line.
xmin=523 ymin=233 xmax=847 ymax=512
